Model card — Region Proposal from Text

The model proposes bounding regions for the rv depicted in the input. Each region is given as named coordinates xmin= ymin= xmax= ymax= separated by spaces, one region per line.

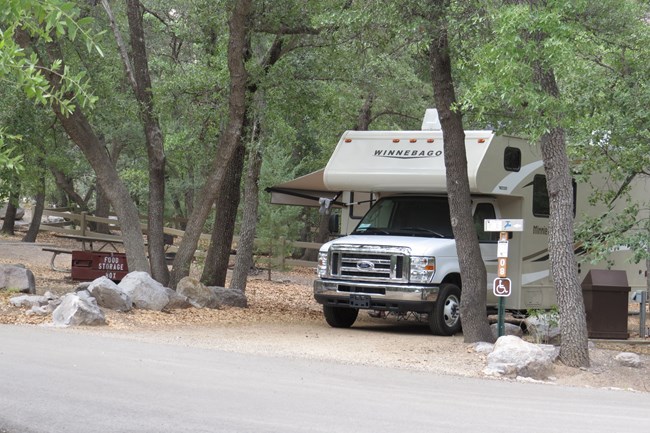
xmin=268 ymin=110 xmax=647 ymax=335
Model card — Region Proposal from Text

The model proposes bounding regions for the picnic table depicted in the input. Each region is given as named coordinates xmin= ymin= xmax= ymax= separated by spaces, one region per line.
xmin=52 ymin=233 xmax=123 ymax=252
xmin=41 ymin=233 xmax=124 ymax=272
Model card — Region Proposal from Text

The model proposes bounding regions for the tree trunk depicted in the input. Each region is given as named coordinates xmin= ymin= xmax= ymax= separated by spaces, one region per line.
xmin=22 ymin=174 xmax=46 ymax=243
xmin=230 ymin=145 xmax=262 ymax=293
xmin=13 ymin=29 xmax=149 ymax=271
xmin=201 ymin=143 xmax=245 ymax=286
xmin=93 ymin=182 xmax=112 ymax=234
xmin=534 ymin=65 xmax=590 ymax=367
xmin=1 ymin=189 xmax=19 ymax=235
xmin=13 ymin=32 xmax=150 ymax=272
xmin=49 ymin=167 xmax=88 ymax=210
xmin=428 ymin=0 xmax=494 ymax=343
xmin=301 ymin=210 xmax=330 ymax=261
xmin=51 ymin=108 xmax=149 ymax=272
xmin=125 ymin=0 xmax=169 ymax=285
xmin=355 ymin=93 xmax=374 ymax=130
xmin=94 ymin=139 xmax=125 ymax=234
xmin=169 ymin=0 xmax=253 ymax=288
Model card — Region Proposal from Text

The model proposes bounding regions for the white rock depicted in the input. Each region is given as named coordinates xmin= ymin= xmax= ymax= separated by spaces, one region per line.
xmin=471 ymin=342 xmax=495 ymax=354
xmin=88 ymin=276 xmax=132 ymax=312
xmin=117 ymin=272 xmax=171 ymax=311
xmin=51 ymin=292 xmax=106 ymax=326
xmin=117 ymin=272 xmax=189 ymax=311
xmin=485 ymin=335 xmax=553 ymax=379
xmin=615 ymin=352 xmax=642 ymax=368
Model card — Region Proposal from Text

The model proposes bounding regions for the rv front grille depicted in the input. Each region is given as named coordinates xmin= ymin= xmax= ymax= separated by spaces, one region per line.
xmin=328 ymin=245 xmax=409 ymax=283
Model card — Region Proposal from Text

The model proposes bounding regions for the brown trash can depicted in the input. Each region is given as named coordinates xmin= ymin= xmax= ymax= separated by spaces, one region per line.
xmin=581 ymin=269 xmax=630 ymax=339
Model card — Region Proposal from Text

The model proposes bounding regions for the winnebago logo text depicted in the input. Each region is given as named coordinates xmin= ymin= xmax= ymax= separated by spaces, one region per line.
xmin=373 ymin=149 xmax=442 ymax=159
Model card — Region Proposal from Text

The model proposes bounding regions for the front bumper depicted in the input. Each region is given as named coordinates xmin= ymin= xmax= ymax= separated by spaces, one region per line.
xmin=313 ymin=279 xmax=439 ymax=313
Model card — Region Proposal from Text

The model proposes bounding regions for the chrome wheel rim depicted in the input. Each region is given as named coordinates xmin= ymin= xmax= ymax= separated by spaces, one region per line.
xmin=443 ymin=294 xmax=460 ymax=327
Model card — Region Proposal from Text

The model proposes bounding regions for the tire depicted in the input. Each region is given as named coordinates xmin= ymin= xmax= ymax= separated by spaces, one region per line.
xmin=323 ymin=306 xmax=359 ymax=328
xmin=429 ymin=283 xmax=462 ymax=336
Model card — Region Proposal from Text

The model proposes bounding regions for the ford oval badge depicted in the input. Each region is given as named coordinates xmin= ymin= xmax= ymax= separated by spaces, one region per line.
xmin=357 ymin=261 xmax=374 ymax=270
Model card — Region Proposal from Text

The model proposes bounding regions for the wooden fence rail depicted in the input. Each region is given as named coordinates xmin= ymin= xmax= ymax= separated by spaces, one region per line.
xmin=39 ymin=209 xmax=320 ymax=269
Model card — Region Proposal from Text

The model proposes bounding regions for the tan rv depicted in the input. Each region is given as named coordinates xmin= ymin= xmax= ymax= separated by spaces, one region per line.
xmin=268 ymin=110 xmax=647 ymax=335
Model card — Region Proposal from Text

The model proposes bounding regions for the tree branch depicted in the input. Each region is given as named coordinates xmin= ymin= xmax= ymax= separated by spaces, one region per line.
xmin=100 ymin=0 xmax=138 ymax=92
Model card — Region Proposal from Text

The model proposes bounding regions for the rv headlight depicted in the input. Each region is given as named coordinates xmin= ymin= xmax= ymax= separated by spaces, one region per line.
xmin=317 ymin=252 xmax=328 ymax=278
xmin=409 ymin=256 xmax=436 ymax=283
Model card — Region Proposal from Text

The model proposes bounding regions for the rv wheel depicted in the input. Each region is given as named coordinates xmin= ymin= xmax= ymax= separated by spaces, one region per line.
xmin=323 ymin=306 xmax=359 ymax=328
xmin=429 ymin=283 xmax=462 ymax=336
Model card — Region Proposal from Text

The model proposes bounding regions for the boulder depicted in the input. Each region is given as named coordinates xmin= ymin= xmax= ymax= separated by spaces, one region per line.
xmin=118 ymin=272 xmax=170 ymax=311
xmin=0 ymin=264 xmax=36 ymax=294
xmin=10 ymin=291 xmax=57 ymax=308
xmin=27 ymin=301 xmax=61 ymax=316
xmin=176 ymin=277 xmax=218 ymax=308
xmin=615 ymin=352 xmax=642 ymax=368
xmin=52 ymin=291 xmax=106 ymax=326
xmin=164 ymin=287 xmax=192 ymax=310
xmin=117 ymin=272 xmax=190 ymax=311
xmin=212 ymin=287 xmax=247 ymax=308
xmin=87 ymin=277 xmax=132 ymax=312
xmin=484 ymin=335 xmax=553 ymax=379
xmin=490 ymin=322 xmax=524 ymax=339
xmin=46 ymin=215 xmax=65 ymax=224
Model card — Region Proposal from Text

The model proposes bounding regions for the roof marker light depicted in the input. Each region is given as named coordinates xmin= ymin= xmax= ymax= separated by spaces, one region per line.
xmin=409 ymin=139 xmax=417 ymax=143
xmin=427 ymin=139 xmax=434 ymax=143
xmin=345 ymin=138 xmax=352 ymax=143
xmin=393 ymin=139 xmax=400 ymax=143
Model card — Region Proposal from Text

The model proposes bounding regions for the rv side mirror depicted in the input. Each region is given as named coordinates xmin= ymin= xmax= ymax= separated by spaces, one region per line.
xmin=328 ymin=213 xmax=340 ymax=234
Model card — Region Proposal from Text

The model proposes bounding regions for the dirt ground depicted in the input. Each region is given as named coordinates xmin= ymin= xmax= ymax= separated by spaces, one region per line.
xmin=1 ymin=223 xmax=650 ymax=393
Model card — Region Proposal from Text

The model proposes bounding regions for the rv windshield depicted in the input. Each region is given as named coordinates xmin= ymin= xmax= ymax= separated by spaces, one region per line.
xmin=352 ymin=196 xmax=453 ymax=238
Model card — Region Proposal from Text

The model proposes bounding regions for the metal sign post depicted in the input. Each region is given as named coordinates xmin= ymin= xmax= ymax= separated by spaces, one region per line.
xmin=485 ymin=219 xmax=524 ymax=338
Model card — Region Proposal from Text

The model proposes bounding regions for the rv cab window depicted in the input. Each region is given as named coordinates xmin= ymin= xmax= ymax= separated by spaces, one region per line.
xmin=353 ymin=196 xmax=453 ymax=238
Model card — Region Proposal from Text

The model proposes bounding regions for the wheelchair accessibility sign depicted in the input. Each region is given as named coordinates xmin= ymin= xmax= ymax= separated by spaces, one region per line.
xmin=493 ymin=278 xmax=512 ymax=297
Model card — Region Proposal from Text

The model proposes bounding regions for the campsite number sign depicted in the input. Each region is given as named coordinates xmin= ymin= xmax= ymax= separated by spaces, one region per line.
xmin=484 ymin=219 xmax=524 ymax=337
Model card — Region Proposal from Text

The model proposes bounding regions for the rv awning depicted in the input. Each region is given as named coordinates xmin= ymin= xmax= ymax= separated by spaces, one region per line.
xmin=265 ymin=169 xmax=344 ymax=208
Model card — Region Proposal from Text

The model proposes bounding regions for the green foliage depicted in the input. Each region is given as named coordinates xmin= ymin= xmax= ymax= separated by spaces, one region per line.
xmin=0 ymin=132 xmax=24 ymax=201
xmin=454 ymin=0 xmax=650 ymax=268
xmin=9 ymin=0 xmax=646 ymax=280
xmin=563 ymin=0 xmax=650 ymax=265
xmin=527 ymin=305 xmax=560 ymax=344
xmin=0 ymin=0 xmax=103 ymax=115
xmin=0 ymin=134 xmax=23 ymax=172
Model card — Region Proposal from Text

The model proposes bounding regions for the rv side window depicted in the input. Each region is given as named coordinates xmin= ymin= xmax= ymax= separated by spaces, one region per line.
xmin=533 ymin=174 xmax=577 ymax=217
xmin=533 ymin=175 xmax=550 ymax=217
xmin=504 ymin=147 xmax=521 ymax=172
xmin=474 ymin=203 xmax=499 ymax=242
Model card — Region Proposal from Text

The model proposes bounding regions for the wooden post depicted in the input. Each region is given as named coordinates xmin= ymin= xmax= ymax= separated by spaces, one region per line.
xmin=279 ymin=236 xmax=286 ymax=270
xmin=80 ymin=211 xmax=88 ymax=236
xmin=267 ymin=237 xmax=273 ymax=281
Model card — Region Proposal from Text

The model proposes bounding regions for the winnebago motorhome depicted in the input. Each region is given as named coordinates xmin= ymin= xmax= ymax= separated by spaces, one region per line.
xmin=267 ymin=110 xmax=648 ymax=335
